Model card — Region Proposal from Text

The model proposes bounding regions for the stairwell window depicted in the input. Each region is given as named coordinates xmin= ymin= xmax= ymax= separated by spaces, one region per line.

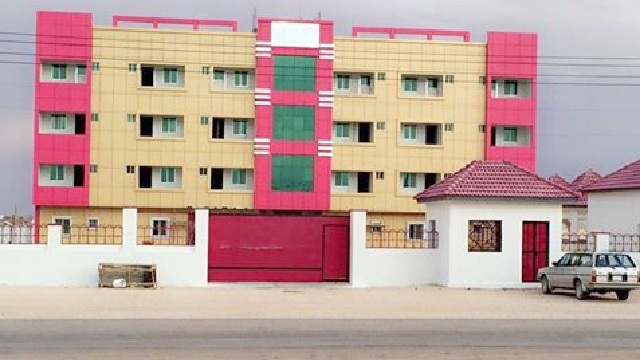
xmin=232 ymin=119 xmax=248 ymax=136
xmin=163 ymin=68 xmax=178 ymax=84
xmin=402 ymin=173 xmax=417 ymax=189
xmin=161 ymin=118 xmax=177 ymax=134
xmin=160 ymin=167 xmax=175 ymax=183
xmin=231 ymin=169 xmax=247 ymax=185
xmin=403 ymin=77 xmax=418 ymax=93
xmin=52 ymin=64 xmax=67 ymax=80
xmin=337 ymin=74 xmax=350 ymax=91
xmin=234 ymin=71 xmax=249 ymax=87
xmin=402 ymin=124 xmax=418 ymax=141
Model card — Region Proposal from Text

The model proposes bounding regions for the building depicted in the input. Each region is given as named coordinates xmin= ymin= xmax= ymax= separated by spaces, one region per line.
xmin=585 ymin=159 xmax=640 ymax=234
xmin=33 ymin=11 xmax=537 ymax=249
xmin=414 ymin=160 xmax=576 ymax=288
xmin=548 ymin=169 xmax=601 ymax=234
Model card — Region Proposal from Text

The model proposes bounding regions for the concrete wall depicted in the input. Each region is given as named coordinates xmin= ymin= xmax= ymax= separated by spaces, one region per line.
xmin=589 ymin=190 xmax=640 ymax=234
xmin=0 ymin=209 xmax=208 ymax=287
xmin=350 ymin=210 xmax=440 ymax=287
xmin=444 ymin=200 xmax=563 ymax=288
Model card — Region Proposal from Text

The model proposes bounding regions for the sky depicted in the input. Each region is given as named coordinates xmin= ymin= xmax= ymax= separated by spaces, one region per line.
xmin=2 ymin=0 xmax=640 ymax=215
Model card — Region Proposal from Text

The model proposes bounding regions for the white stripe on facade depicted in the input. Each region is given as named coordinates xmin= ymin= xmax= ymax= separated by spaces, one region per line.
xmin=255 ymin=88 xmax=272 ymax=94
xmin=254 ymin=138 xmax=271 ymax=143
xmin=255 ymin=101 xmax=272 ymax=106
xmin=318 ymin=90 xmax=335 ymax=96
xmin=318 ymin=103 xmax=334 ymax=108
xmin=318 ymin=146 xmax=333 ymax=151
xmin=254 ymin=144 xmax=271 ymax=150
xmin=256 ymin=47 xmax=272 ymax=52
xmin=254 ymin=150 xmax=270 ymax=155
xmin=318 ymin=153 xmax=333 ymax=157
xmin=255 ymin=94 xmax=271 ymax=100
xmin=320 ymin=43 xmax=335 ymax=48
xmin=256 ymin=53 xmax=272 ymax=58
xmin=319 ymin=55 xmax=335 ymax=60
xmin=318 ymin=140 xmax=334 ymax=145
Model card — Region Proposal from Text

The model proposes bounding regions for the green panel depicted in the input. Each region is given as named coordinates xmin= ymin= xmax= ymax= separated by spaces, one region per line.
xmin=272 ymin=155 xmax=314 ymax=192
xmin=274 ymin=55 xmax=316 ymax=92
xmin=273 ymin=106 xmax=315 ymax=141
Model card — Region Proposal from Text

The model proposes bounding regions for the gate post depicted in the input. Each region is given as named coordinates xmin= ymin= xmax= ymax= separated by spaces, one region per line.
xmin=595 ymin=233 xmax=610 ymax=252
xmin=122 ymin=208 xmax=137 ymax=250
xmin=349 ymin=210 xmax=367 ymax=287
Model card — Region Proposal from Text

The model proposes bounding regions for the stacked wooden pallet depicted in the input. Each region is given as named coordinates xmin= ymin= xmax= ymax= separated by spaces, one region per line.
xmin=98 ymin=263 xmax=157 ymax=289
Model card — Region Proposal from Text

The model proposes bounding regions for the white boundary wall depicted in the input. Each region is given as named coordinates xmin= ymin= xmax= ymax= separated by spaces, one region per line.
xmin=0 ymin=208 xmax=209 ymax=287
xmin=350 ymin=210 xmax=441 ymax=287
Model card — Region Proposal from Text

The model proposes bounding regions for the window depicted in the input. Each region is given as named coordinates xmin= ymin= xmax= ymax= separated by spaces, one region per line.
xmin=503 ymin=127 xmax=518 ymax=143
xmin=160 ymin=167 xmax=175 ymax=183
xmin=408 ymin=223 xmax=424 ymax=240
xmin=376 ymin=172 xmax=385 ymax=180
xmin=403 ymin=77 xmax=418 ymax=92
xmin=334 ymin=122 xmax=350 ymax=139
xmin=87 ymin=218 xmax=99 ymax=229
xmin=336 ymin=75 xmax=350 ymax=90
xmin=52 ymin=64 xmax=67 ymax=80
xmin=468 ymin=220 xmax=502 ymax=252
xmin=377 ymin=72 xmax=386 ymax=81
xmin=127 ymin=114 xmax=136 ymax=123
xmin=76 ymin=65 xmax=86 ymax=81
xmin=128 ymin=63 xmax=137 ymax=72
xmin=376 ymin=122 xmax=386 ymax=130
xmin=52 ymin=114 xmax=67 ymax=130
xmin=272 ymin=155 xmax=313 ymax=192
xmin=504 ymin=80 xmax=518 ymax=96
xmin=273 ymin=106 xmax=315 ymax=141
xmin=92 ymin=62 xmax=100 ymax=71
xmin=91 ymin=113 xmax=99 ymax=122
xmin=361 ymin=75 xmax=371 ymax=88
xmin=89 ymin=164 xmax=98 ymax=173
xmin=334 ymin=172 xmax=349 ymax=187
xmin=214 ymin=70 xmax=225 ymax=81
xmin=479 ymin=125 xmax=486 ymax=133
xmin=151 ymin=219 xmax=169 ymax=237
xmin=402 ymin=173 xmax=417 ymax=189
xmin=231 ymin=169 xmax=247 ymax=185
xmin=274 ymin=55 xmax=316 ymax=92
xmin=234 ymin=71 xmax=249 ymax=87
xmin=402 ymin=124 xmax=417 ymax=141
xmin=479 ymin=76 xmax=487 ymax=85
xmin=232 ymin=119 xmax=248 ymax=136
xmin=49 ymin=165 xmax=65 ymax=181
xmin=53 ymin=217 xmax=71 ymax=236
xmin=201 ymin=66 xmax=210 ymax=75
xmin=163 ymin=67 xmax=178 ymax=84
xmin=161 ymin=118 xmax=177 ymax=134
xmin=126 ymin=165 xmax=135 ymax=174
xmin=200 ymin=116 xmax=209 ymax=125
xmin=444 ymin=123 xmax=454 ymax=132
xmin=199 ymin=167 xmax=208 ymax=176
xmin=427 ymin=78 xmax=439 ymax=91
xmin=425 ymin=124 xmax=442 ymax=145
xmin=445 ymin=75 xmax=455 ymax=83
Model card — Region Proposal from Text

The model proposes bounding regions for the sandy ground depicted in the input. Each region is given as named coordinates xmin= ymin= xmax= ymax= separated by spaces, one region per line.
xmin=1 ymin=284 xmax=639 ymax=319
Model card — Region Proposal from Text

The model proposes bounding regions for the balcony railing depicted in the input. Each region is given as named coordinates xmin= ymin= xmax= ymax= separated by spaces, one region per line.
xmin=366 ymin=227 xmax=439 ymax=249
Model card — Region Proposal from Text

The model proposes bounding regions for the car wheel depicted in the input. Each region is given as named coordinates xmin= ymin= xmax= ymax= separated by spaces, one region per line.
xmin=575 ymin=279 xmax=588 ymax=300
xmin=616 ymin=290 xmax=630 ymax=301
xmin=541 ymin=276 xmax=552 ymax=294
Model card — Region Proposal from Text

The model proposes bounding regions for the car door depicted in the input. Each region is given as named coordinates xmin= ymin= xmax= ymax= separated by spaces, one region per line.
xmin=547 ymin=254 xmax=569 ymax=288
xmin=557 ymin=253 xmax=577 ymax=288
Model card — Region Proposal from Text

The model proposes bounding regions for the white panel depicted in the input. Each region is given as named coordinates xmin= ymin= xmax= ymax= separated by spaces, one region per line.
xmin=255 ymin=88 xmax=272 ymax=94
xmin=318 ymin=153 xmax=333 ymax=157
xmin=256 ymin=41 xmax=271 ymax=46
xmin=319 ymin=97 xmax=334 ymax=103
xmin=256 ymin=54 xmax=272 ymax=58
xmin=254 ymin=150 xmax=270 ymax=155
xmin=255 ymin=94 xmax=271 ymax=100
xmin=319 ymin=55 xmax=335 ymax=60
xmin=318 ymin=91 xmax=335 ymax=96
xmin=254 ymin=144 xmax=271 ymax=150
xmin=270 ymin=22 xmax=320 ymax=48
xmin=318 ymin=103 xmax=334 ymax=108
xmin=254 ymin=138 xmax=271 ymax=143
xmin=320 ymin=43 xmax=335 ymax=48
xmin=318 ymin=140 xmax=333 ymax=145
xmin=255 ymin=47 xmax=272 ymax=52
xmin=255 ymin=101 xmax=272 ymax=106
xmin=318 ymin=146 xmax=333 ymax=151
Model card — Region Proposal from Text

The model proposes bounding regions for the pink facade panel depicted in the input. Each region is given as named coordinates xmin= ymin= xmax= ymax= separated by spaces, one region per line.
xmin=485 ymin=31 xmax=537 ymax=171
xmin=253 ymin=19 xmax=334 ymax=211
xmin=33 ymin=11 xmax=92 ymax=207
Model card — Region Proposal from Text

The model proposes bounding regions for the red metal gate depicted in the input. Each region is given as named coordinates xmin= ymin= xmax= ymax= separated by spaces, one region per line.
xmin=208 ymin=214 xmax=349 ymax=282
xmin=522 ymin=221 xmax=549 ymax=282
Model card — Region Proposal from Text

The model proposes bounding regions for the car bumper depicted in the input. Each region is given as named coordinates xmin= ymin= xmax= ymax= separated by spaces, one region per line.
xmin=587 ymin=283 xmax=640 ymax=291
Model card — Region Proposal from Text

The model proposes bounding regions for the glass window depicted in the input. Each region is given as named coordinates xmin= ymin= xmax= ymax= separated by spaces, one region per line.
xmin=152 ymin=219 xmax=168 ymax=237
xmin=77 ymin=65 xmax=86 ymax=78
xmin=213 ymin=70 xmax=225 ymax=81
xmin=403 ymin=77 xmax=418 ymax=92
xmin=336 ymin=74 xmax=350 ymax=90
xmin=468 ymin=220 xmax=502 ymax=252
xmin=408 ymin=223 xmax=424 ymax=240
xmin=160 ymin=167 xmax=175 ymax=183
xmin=52 ymin=64 xmax=67 ymax=80
xmin=234 ymin=71 xmax=249 ymax=87
xmin=52 ymin=114 xmax=67 ymax=130
xmin=504 ymin=80 xmax=518 ymax=95
xmin=231 ymin=169 xmax=247 ymax=185
xmin=87 ymin=218 xmax=99 ymax=229
xmin=503 ymin=127 xmax=518 ymax=143
xmin=49 ymin=165 xmax=65 ymax=181
xmin=402 ymin=173 xmax=417 ymax=189
xmin=232 ymin=119 xmax=248 ymax=136
xmin=361 ymin=75 xmax=371 ymax=87
xmin=334 ymin=172 xmax=349 ymax=187
xmin=334 ymin=122 xmax=350 ymax=139
xmin=92 ymin=62 xmax=100 ymax=71
xmin=273 ymin=106 xmax=315 ymax=141
xmin=161 ymin=118 xmax=177 ymax=134
xmin=54 ymin=218 xmax=71 ymax=235
xmin=403 ymin=124 xmax=418 ymax=140
xmin=274 ymin=55 xmax=316 ymax=92
xmin=163 ymin=68 xmax=178 ymax=84
xmin=128 ymin=63 xmax=137 ymax=72
xmin=427 ymin=78 xmax=438 ymax=89
xmin=272 ymin=155 xmax=314 ymax=192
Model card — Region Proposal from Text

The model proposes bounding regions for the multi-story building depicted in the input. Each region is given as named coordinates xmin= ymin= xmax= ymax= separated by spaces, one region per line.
xmin=33 ymin=11 xmax=537 ymax=239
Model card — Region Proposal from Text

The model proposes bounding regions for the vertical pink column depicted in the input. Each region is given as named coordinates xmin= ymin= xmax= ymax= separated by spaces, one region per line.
xmin=33 ymin=11 xmax=93 ymax=207
xmin=485 ymin=32 xmax=537 ymax=171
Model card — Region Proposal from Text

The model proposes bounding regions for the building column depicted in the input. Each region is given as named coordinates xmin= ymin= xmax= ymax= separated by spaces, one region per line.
xmin=349 ymin=209 xmax=367 ymax=287
xmin=595 ymin=233 xmax=610 ymax=252
xmin=47 ymin=224 xmax=62 ymax=248
xmin=122 ymin=208 xmax=137 ymax=250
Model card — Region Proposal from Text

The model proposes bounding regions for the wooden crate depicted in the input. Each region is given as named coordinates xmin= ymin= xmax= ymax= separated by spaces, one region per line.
xmin=98 ymin=263 xmax=157 ymax=289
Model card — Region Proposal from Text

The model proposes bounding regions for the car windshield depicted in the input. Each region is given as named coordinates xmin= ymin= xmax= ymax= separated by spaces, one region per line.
xmin=596 ymin=254 xmax=636 ymax=268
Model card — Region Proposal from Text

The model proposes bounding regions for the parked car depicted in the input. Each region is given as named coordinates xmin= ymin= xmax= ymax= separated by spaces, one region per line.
xmin=537 ymin=252 xmax=640 ymax=300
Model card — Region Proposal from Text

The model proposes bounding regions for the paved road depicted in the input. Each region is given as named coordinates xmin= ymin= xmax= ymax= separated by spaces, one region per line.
xmin=1 ymin=319 xmax=640 ymax=359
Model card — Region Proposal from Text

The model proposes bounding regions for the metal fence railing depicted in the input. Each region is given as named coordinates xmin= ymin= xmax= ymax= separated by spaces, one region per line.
xmin=561 ymin=233 xmax=596 ymax=252
xmin=0 ymin=225 xmax=42 ymax=244
xmin=60 ymin=225 xmax=123 ymax=245
xmin=366 ymin=228 xmax=439 ymax=249
xmin=137 ymin=223 xmax=194 ymax=246
xmin=609 ymin=234 xmax=640 ymax=252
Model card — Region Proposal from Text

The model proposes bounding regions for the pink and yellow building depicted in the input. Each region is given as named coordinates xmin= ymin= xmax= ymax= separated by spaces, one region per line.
xmin=33 ymin=11 xmax=537 ymax=235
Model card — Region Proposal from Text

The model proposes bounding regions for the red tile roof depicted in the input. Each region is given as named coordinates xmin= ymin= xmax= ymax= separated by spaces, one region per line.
xmin=583 ymin=159 xmax=640 ymax=192
xmin=571 ymin=169 xmax=602 ymax=190
xmin=415 ymin=160 xmax=579 ymax=202
xmin=547 ymin=174 xmax=573 ymax=190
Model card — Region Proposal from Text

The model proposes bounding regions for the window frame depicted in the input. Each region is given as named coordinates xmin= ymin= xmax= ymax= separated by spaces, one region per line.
xmin=163 ymin=67 xmax=179 ymax=84
xmin=231 ymin=169 xmax=247 ymax=185
xmin=87 ymin=218 xmax=99 ymax=230
xmin=51 ymin=64 xmax=67 ymax=80
xmin=401 ymin=172 xmax=417 ymax=189
xmin=49 ymin=165 xmax=65 ymax=181
xmin=402 ymin=124 xmax=418 ymax=141
xmin=232 ymin=119 xmax=248 ymax=136
xmin=161 ymin=117 xmax=178 ymax=134
xmin=151 ymin=218 xmax=170 ymax=238
xmin=234 ymin=70 xmax=249 ymax=88
xmin=407 ymin=222 xmax=425 ymax=241
xmin=160 ymin=167 xmax=176 ymax=183
xmin=504 ymin=80 xmax=519 ymax=96
xmin=336 ymin=74 xmax=351 ymax=91
xmin=271 ymin=155 xmax=314 ymax=192
xmin=468 ymin=220 xmax=503 ymax=252
xmin=403 ymin=77 xmax=418 ymax=93
xmin=334 ymin=122 xmax=351 ymax=140
xmin=52 ymin=216 xmax=72 ymax=236
xmin=334 ymin=171 xmax=350 ymax=187
xmin=51 ymin=114 xmax=67 ymax=130
xmin=503 ymin=127 xmax=518 ymax=143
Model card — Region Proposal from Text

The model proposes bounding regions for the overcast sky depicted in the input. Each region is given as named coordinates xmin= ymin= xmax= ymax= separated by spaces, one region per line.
xmin=2 ymin=0 xmax=640 ymax=215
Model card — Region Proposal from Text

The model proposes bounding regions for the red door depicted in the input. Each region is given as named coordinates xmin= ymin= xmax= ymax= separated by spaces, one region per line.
xmin=322 ymin=225 xmax=349 ymax=282
xmin=522 ymin=222 xmax=549 ymax=282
